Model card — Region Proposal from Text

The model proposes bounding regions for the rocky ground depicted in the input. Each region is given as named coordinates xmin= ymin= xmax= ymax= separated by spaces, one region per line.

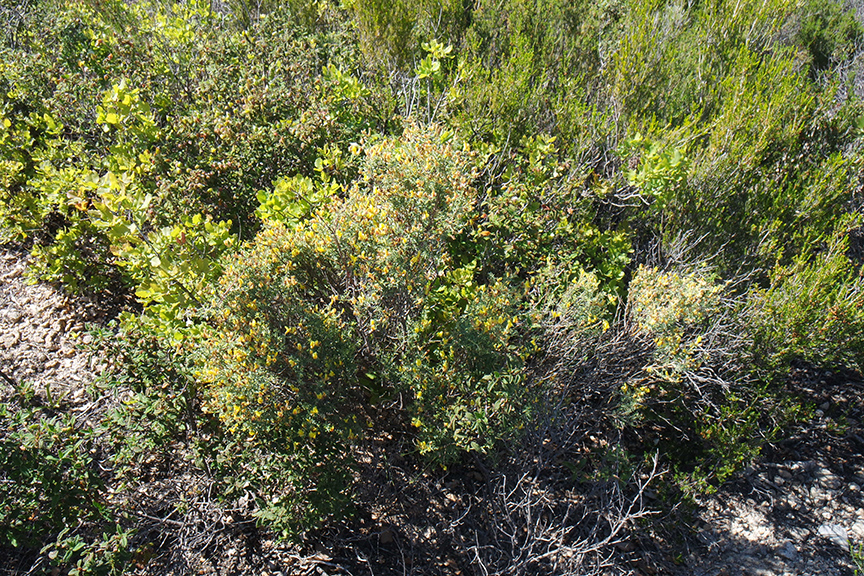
xmin=2 ymin=247 xmax=864 ymax=576
xmin=664 ymin=367 xmax=864 ymax=576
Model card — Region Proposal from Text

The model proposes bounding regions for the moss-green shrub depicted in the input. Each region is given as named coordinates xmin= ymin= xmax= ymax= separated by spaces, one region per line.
xmin=747 ymin=223 xmax=864 ymax=377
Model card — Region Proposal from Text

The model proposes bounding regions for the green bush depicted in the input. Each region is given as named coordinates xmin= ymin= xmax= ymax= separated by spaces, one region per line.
xmin=607 ymin=0 xmax=862 ymax=277
xmin=193 ymin=125 xmax=586 ymax=534
xmin=621 ymin=263 xmax=797 ymax=492
xmin=747 ymin=222 xmax=864 ymax=378
xmin=0 ymin=384 xmax=132 ymax=575
xmin=0 ymin=389 xmax=102 ymax=549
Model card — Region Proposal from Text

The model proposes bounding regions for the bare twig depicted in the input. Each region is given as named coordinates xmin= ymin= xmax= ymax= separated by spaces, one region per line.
xmin=0 ymin=368 xmax=17 ymax=387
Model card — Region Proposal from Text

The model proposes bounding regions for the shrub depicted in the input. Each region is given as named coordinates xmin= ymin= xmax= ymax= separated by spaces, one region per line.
xmin=0 ymin=383 xmax=133 ymax=575
xmin=197 ymin=125 xmax=479 ymax=529
xmin=622 ymin=262 xmax=779 ymax=491
xmin=0 ymin=387 xmax=103 ymax=550
xmin=607 ymin=0 xmax=862 ymax=278
xmin=194 ymin=125 xmax=583 ymax=534
xmin=451 ymin=0 xmax=616 ymax=152
xmin=620 ymin=237 xmax=860 ymax=492
xmin=746 ymin=221 xmax=864 ymax=378
xmin=629 ymin=264 xmax=723 ymax=383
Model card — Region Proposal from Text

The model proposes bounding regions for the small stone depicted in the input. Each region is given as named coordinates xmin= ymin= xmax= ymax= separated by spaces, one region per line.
xmin=820 ymin=401 xmax=831 ymax=411
xmin=850 ymin=483 xmax=860 ymax=492
xmin=816 ymin=471 xmax=841 ymax=490
xmin=2 ymin=332 xmax=19 ymax=348
xmin=778 ymin=541 xmax=798 ymax=560
xmin=817 ymin=523 xmax=849 ymax=549
xmin=44 ymin=331 xmax=59 ymax=351
xmin=778 ymin=469 xmax=793 ymax=480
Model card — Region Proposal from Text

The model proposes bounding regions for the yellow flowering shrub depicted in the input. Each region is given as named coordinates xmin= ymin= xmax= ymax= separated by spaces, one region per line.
xmin=629 ymin=265 xmax=723 ymax=382
xmin=197 ymin=124 xmax=512 ymax=529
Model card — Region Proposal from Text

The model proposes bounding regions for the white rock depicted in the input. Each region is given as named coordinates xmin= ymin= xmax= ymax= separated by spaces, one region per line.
xmin=2 ymin=332 xmax=19 ymax=348
xmin=817 ymin=523 xmax=849 ymax=549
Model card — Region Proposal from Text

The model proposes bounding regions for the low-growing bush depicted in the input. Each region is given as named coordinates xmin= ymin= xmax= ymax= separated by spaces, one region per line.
xmin=746 ymin=222 xmax=864 ymax=378
xmin=197 ymin=125 xmax=489 ymax=532
xmin=618 ymin=262 xmax=782 ymax=491
xmin=0 ymin=383 xmax=133 ymax=575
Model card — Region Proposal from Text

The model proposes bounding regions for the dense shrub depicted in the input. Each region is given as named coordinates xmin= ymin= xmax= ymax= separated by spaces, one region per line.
xmin=197 ymin=127 xmax=512 ymax=527
xmin=747 ymin=222 xmax=864 ymax=378
xmin=192 ymin=125 xmax=620 ymax=533
xmin=0 ymin=384 xmax=132 ymax=575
